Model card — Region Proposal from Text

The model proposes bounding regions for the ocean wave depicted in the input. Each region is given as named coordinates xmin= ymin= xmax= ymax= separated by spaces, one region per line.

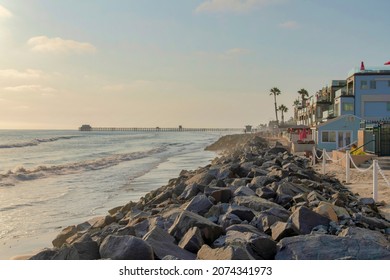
xmin=0 ymin=136 xmax=81 ymax=149
xmin=0 ymin=146 xmax=166 ymax=184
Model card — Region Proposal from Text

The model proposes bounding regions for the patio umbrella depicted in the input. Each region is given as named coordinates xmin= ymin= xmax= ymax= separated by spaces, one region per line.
xmin=385 ymin=61 xmax=390 ymax=65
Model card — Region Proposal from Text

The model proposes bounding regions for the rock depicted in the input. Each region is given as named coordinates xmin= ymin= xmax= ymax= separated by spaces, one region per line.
xmin=251 ymin=176 xmax=275 ymax=188
xmin=224 ymin=230 xmax=277 ymax=260
xmin=233 ymin=186 xmax=256 ymax=197
xmin=307 ymin=190 xmax=326 ymax=203
xmin=218 ymin=212 xmax=242 ymax=230
xmin=178 ymin=227 xmax=204 ymax=253
xmin=99 ymin=235 xmax=154 ymax=260
xmin=227 ymin=205 xmax=255 ymax=222
xmin=266 ymin=146 xmax=288 ymax=155
xmin=197 ymin=244 xmax=255 ymax=260
xmin=169 ymin=210 xmax=223 ymax=243
xmin=51 ymin=245 xmax=81 ymax=260
xmin=360 ymin=197 xmax=378 ymax=211
xmin=338 ymin=227 xmax=390 ymax=246
xmin=276 ymin=234 xmax=390 ymax=260
xmin=143 ymin=226 xmax=196 ymax=260
xmin=29 ymin=249 xmax=58 ymax=260
xmin=179 ymin=183 xmax=202 ymax=200
xmin=353 ymin=213 xmax=390 ymax=229
xmin=289 ymin=206 xmax=331 ymax=234
xmin=210 ymin=189 xmax=232 ymax=203
xmin=255 ymin=186 xmax=276 ymax=199
xmin=271 ymin=221 xmax=298 ymax=242
xmin=226 ymin=224 xmax=264 ymax=235
xmin=314 ymin=203 xmax=338 ymax=222
xmin=186 ymin=172 xmax=216 ymax=186
xmin=233 ymin=196 xmax=286 ymax=212
xmin=184 ymin=195 xmax=213 ymax=216
xmin=52 ymin=225 xmax=77 ymax=248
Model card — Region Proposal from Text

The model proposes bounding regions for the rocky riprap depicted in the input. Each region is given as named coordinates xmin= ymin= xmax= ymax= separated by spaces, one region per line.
xmin=30 ymin=135 xmax=390 ymax=260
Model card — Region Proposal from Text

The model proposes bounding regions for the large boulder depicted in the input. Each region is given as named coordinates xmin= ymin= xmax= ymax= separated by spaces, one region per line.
xmin=224 ymin=230 xmax=277 ymax=260
xmin=289 ymin=206 xmax=331 ymax=234
xmin=178 ymin=227 xmax=204 ymax=253
xmin=197 ymin=244 xmax=255 ymax=260
xmin=99 ymin=235 xmax=154 ymax=260
xmin=276 ymin=234 xmax=390 ymax=260
xmin=52 ymin=225 xmax=77 ymax=248
xmin=338 ymin=227 xmax=390 ymax=246
xmin=184 ymin=195 xmax=213 ymax=216
xmin=169 ymin=210 xmax=223 ymax=243
xmin=143 ymin=226 xmax=196 ymax=260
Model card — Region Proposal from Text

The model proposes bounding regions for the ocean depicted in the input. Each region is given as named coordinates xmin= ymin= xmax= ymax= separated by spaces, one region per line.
xmin=0 ymin=130 xmax=224 ymax=259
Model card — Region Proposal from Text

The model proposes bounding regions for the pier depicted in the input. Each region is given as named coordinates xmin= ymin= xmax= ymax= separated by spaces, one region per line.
xmin=79 ymin=124 xmax=244 ymax=132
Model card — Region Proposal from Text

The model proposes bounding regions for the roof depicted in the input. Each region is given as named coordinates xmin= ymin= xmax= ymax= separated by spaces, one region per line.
xmin=316 ymin=114 xmax=362 ymax=128
xmin=348 ymin=66 xmax=390 ymax=78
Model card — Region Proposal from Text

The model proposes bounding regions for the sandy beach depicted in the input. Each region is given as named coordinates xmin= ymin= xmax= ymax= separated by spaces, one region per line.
xmin=313 ymin=161 xmax=390 ymax=220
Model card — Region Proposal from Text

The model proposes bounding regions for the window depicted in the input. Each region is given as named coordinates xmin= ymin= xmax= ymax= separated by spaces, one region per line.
xmin=360 ymin=80 xmax=368 ymax=89
xmin=322 ymin=131 xmax=336 ymax=143
xmin=388 ymin=81 xmax=390 ymax=87
xmin=370 ymin=80 xmax=376 ymax=89
xmin=387 ymin=102 xmax=390 ymax=111
xmin=343 ymin=103 xmax=354 ymax=112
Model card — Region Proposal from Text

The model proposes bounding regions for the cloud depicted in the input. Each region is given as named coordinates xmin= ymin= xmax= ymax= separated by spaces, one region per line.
xmin=279 ymin=20 xmax=300 ymax=29
xmin=0 ymin=4 xmax=12 ymax=18
xmin=27 ymin=36 xmax=97 ymax=54
xmin=0 ymin=69 xmax=45 ymax=79
xmin=195 ymin=0 xmax=276 ymax=14
xmin=4 ymin=84 xmax=56 ymax=93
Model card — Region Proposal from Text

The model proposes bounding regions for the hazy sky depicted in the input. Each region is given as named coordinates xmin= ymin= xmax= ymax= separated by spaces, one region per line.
xmin=1 ymin=0 xmax=389 ymax=129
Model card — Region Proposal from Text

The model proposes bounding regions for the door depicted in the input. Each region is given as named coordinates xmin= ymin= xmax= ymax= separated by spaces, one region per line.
xmin=337 ymin=131 xmax=352 ymax=149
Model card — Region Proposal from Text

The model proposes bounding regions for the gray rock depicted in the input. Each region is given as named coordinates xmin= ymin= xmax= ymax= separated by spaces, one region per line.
xmin=271 ymin=221 xmax=298 ymax=242
xmin=276 ymin=234 xmax=390 ymax=260
xmin=52 ymin=225 xmax=77 ymax=248
xmin=255 ymin=186 xmax=276 ymax=199
xmin=251 ymin=176 xmax=275 ymax=188
xmin=224 ymin=230 xmax=277 ymax=260
xmin=339 ymin=227 xmax=390 ymax=246
xmin=226 ymin=224 xmax=264 ymax=235
xmin=197 ymin=244 xmax=255 ymax=260
xmin=186 ymin=172 xmax=216 ymax=186
xmin=169 ymin=210 xmax=223 ymax=243
xmin=143 ymin=226 xmax=196 ymax=260
xmin=210 ymin=189 xmax=232 ymax=203
xmin=178 ymin=227 xmax=204 ymax=253
xmin=353 ymin=213 xmax=390 ymax=229
xmin=99 ymin=235 xmax=154 ymax=260
xmin=51 ymin=245 xmax=81 ymax=260
xmin=218 ymin=212 xmax=242 ymax=230
xmin=227 ymin=205 xmax=255 ymax=222
xmin=29 ymin=249 xmax=58 ymax=260
xmin=233 ymin=186 xmax=256 ymax=197
xmin=179 ymin=183 xmax=201 ymax=200
xmin=233 ymin=196 xmax=286 ymax=212
xmin=289 ymin=206 xmax=331 ymax=234
xmin=184 ymin=194 xmax=213 ymax=216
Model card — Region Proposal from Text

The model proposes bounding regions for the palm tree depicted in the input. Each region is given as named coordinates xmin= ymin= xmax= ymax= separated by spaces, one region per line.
xmin=269 ymin=87 xmax=281 ymax=125
xmin=278 ymin=104 xmax=288 ymax=124
xmin=298 ymin=88 xmax=309 ymax=107
xmin=293 ymin=99 xmax=300 ymax=107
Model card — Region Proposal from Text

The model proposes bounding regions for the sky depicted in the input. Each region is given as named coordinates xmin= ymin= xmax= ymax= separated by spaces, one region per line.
xmin=0 ymin=0 xmax=390 ymax=129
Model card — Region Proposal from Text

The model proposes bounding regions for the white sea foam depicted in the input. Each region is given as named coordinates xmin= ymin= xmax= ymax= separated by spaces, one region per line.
xmin=0 ymin=136 xmax=80 ymax=149
xmin=0 ymin=146 xmax=166 ymax=185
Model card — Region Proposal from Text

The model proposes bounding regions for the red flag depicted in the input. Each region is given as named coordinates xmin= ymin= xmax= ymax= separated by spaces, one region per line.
xmin=385 ymin=61 xmax=390 ymax=65
xmin=360 ymin=61 xmax=365 ymax=70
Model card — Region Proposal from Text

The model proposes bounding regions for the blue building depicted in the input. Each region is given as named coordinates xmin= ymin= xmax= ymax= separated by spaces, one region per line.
xmin=296 ymin=64 xmax=390 ymax=151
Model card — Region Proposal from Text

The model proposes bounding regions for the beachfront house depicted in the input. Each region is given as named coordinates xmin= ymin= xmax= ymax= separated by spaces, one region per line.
xmin=295 ymin=63 xmax=390 ymax=151
xmin=315 ymin=114 xmax=361 ymax=151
